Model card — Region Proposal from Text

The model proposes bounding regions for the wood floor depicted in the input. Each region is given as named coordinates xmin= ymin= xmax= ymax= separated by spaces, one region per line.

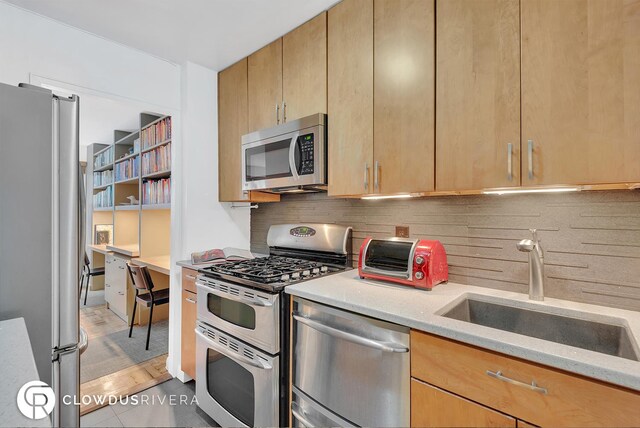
xmin=80 ymin=301 xmax=171 ymax=415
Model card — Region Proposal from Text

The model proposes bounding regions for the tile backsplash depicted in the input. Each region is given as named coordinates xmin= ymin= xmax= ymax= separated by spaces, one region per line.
xmin=251 ymin=190 xmax=640 ymax=311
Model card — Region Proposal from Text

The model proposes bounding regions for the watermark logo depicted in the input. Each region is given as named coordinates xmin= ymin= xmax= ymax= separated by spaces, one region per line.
xmin=17 ymin=381 xmax=56 ymax=420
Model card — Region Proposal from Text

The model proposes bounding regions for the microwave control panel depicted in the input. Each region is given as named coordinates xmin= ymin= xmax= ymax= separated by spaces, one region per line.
xmin=299 ymin=133 xmax=315 ymax=175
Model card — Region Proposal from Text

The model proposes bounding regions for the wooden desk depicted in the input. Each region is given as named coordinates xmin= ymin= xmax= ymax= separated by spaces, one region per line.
xmin=131 ymin=255 xmax=171 ymax=275
xmin=89 ymin=244 xmax=111 ymax=255
xmin=106 ymin=244 xmax=140 ymax=258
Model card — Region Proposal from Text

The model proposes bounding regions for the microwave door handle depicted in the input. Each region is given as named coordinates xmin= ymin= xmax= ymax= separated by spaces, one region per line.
xmin=289 ymin=132 xmax=300 ymax=179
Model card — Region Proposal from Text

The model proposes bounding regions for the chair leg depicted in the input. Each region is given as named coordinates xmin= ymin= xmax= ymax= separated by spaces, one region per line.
xmin=129 ymin=300 xmax=137 ymax=338
xmin=145 ymin=305 xmax=154 ymax=350
xmin=83 ymin=274 xmax=89 ymax=306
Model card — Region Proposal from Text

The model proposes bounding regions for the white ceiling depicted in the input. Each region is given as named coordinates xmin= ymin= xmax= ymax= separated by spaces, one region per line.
xmin=3 ymin=0 xmax=339 ymax=71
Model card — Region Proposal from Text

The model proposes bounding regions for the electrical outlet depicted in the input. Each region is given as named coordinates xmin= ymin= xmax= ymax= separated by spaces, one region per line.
xmin=395 ymin=226 xmax=410 ymax=238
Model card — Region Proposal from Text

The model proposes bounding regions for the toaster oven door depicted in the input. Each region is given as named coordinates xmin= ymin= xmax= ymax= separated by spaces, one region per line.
xmin=360 ymin=238 xmax=417 ymax=280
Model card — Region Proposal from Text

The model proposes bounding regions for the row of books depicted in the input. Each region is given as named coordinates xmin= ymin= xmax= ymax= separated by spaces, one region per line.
xmin=142 ymin=178 xmax=171 ymax=205
xmin=115 ymin=156 xmax=140 ymax=182
xmin=93 ymin=170 xmax=113 ymax=187
xmin=94 ymin=147 xmax=114 ymax=169
xmin=142 ymin=143 xmax=171 ymax=176
xmin=141 ymin=117 xmax=171 ymax=149
xmin=93 ymin=186 xmax=113 ymax=208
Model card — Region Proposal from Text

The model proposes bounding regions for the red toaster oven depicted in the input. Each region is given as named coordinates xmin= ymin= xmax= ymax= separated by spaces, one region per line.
xmin=358 ymin=237 xmax=448 ymax=290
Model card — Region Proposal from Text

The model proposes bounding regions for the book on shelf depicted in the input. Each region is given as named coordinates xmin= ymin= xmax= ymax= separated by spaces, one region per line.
xmin=141 ymin=116 xmax=171 ymax=150
xmin=142 ymin=178 xmax=171 ymax=205
xmin=115 ymin=156 xmax=140 ymax=181
xmin=141 ymin=142 xmax=171 ymax=175
xmin=93 ymin=186 xmax=113 ymax=208
xmin=94 ymin=146 xmax=113 ymax=169
xmin=190 ymin=247 xmax=254 ymax=265
xmin=93 ymin=169 xmax=113 ymax=187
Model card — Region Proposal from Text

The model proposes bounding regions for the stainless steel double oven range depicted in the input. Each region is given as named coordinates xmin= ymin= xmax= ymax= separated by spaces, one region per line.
xmin=195 ymin=224 xmax=352 ymax=427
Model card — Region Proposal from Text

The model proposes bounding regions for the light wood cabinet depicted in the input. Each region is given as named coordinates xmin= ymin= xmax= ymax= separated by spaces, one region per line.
xmin=374 ymin=0 xmax=435 ymax=194
xmin=436 ymin=0 xmax=521 ymax=191
xmin=521 ymin=0 xmax=640 ymax=186
xmin=328 ymin=0 xmax=374 ymax=197
xmin=283 ymin=13 xmax=327 ymax=121
xmin=181 ymin=288 xmax=197 ymax=379
xmin=411 ymin=330 xmax=640 ymax=427
xmin=218 ymin=59 xmax=279 ymax=203
xmin=248 ymin=39 xmax=283 ymax=132
xmin=412 ymin=378 xmax=516 ymax=427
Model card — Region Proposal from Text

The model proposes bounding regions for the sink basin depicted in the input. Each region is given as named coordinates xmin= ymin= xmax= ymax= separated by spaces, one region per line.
xmin=440 ymin=296 xmax=639 ymax=361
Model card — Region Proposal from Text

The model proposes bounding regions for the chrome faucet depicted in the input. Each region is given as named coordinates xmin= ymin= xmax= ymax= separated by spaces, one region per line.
xmin=517 ymin=229 xmax=544 ymax=301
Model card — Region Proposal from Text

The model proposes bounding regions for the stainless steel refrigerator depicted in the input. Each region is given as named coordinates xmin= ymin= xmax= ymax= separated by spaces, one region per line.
xmin=0 ymin=82 xmax=84 ymax=427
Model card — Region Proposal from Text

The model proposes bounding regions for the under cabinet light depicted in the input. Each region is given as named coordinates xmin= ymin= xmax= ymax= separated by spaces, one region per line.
xmin=482 ymin=187 xmax=580 ymax=195
xmin=361 ymin=194 xmax=414 ymax=200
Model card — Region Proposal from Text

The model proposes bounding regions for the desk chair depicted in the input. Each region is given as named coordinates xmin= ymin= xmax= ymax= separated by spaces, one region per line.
xmin=126 ymin=263 xmax=170 ymax=350
xmin=80 ymin=253 xmax=105 ymax=306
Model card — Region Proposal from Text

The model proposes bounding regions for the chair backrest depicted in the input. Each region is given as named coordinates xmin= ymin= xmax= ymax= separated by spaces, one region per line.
xmin=84 ymin=252 xmax=90 ymax=268
xmin=126 ymin=263 xmax=154 ymax=292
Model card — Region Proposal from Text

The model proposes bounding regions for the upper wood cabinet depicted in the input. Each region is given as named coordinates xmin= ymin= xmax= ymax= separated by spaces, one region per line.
xmin=436 ymin=0 xmax=521 ymax=191
xmin=248 ymin=39 xmax=283 ymax=132
xmin=521 ymin=0 xmax=640 ymax=186
xmin=374 ymin=0 xmax=435 ymax=194
xmin=328 ymin=0 xmax=374 ymax=197
xmin=218 ymin=59 xmax=279 ymax=203
xmin=218 ymin=59 xmax=250 ymax=202
xmin=328 ymin=0 xmax=435 ymax=197
xmin=283 ymin=13 xmax=328 ymax=121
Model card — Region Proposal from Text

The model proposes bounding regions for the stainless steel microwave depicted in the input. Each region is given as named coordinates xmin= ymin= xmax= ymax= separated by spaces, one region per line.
xmin=241 ymin=113 xmax=326 ymax=193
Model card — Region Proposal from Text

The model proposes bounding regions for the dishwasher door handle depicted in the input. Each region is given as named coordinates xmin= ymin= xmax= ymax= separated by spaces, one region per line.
xmin=293 ymin=314 xmax=409 ymax=353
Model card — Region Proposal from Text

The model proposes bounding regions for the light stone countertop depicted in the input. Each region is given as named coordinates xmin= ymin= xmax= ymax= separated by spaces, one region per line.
xmin=285 ymin=270 xmax=640 ymax=392
xmin=0 ymin=318 xmax=51 ymax=427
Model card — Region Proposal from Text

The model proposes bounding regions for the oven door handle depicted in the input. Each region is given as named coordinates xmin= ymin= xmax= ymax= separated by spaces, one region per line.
xmin=292 ymin=314 xmax=409 ymax=353
xmin=196 ymin=282 xmax=273 ymax=307
xmin=289 ymin=132 xmax=300 ymax=180
xmin=195 ymin=329 xmax=273 ymax=370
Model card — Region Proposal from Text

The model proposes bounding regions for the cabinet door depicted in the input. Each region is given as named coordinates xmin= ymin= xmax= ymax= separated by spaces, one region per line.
xmin=218 ymin=59 xmax=250 ymax=202
xmin=374 ymin=0 xmax=435 ymax=194
xmin=436 ymin=0 xmax=521 ymax=191
xmin=521 ymin=0 xmax=640 ymax=185
xmin=328 ymin=0 xmax=374 ymax=197
xmin=181 ymin=290 xmax=197 ymax=379
xmin=283 ymin=13 xmax=327 ymax=121
xmin=411 ymin=379 xmax=516 ymax=428
xmin=248 ymin=38 xmax=283 ymax=132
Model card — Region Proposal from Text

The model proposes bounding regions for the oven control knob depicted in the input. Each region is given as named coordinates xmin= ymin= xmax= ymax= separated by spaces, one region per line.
xmin=320 ymin=266 xmax=328 ymax=273
xmin=302 ymin=270 xmax=311 ymax=277
xmin=415 ymin=271 xmax=424 ymax=280
xmin=415 ymin=256 xmax=425 ymax=265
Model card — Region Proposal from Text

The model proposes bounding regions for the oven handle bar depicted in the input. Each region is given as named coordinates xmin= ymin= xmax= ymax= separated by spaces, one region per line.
xmin=196 ymin=282 xmax=273 ymax=307
xmin=292 ymin=314 xmax=409 ymax=353
xmin=195 ymin=329 xmax=273 ymax=370
xmin=291 ymin=403 xmax=316 ymax=428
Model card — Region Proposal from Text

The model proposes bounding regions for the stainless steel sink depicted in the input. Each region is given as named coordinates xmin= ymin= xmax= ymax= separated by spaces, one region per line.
xmin=440 ymin=296 xmax=639 ymax=361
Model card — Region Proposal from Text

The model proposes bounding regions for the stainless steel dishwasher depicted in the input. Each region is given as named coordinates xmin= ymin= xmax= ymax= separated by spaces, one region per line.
xmin=291 ymin=296 xmax=410 ymax=427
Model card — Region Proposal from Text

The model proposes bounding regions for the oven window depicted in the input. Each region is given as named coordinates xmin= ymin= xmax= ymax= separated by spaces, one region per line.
xmin=206 ymin=349 xmax=255 ymax=426
xmin=245 ymin=139 xmax=292 ymax=181
xmin=207 ymin=294 xmax=256 ymax=330
xmin=365 ymin=240 xmax=413 ymax=272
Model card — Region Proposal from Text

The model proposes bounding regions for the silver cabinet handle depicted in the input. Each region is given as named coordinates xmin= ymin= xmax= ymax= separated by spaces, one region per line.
xmin=374 ymin=160 xmax=380 ymax=191
xmin=119 ymin=265 xmax=125 ymax=270
xmin=185 ymin=274 xmax=196 ymax=280
xmin=118 ymin=291 xmax=124 ymax=296
xmin=486 ymin=370 xmax=548 ymax=394
xmin=282 ymin=101 xmax=287 ymax=123
xmin=527 ymin=139 xmax=534 ymax=180
xmin=275 ymin=103 xmax=280 ymax=124
xmin=293 ymin=314 xmax=409 ymax=353
xmin=196 ymin=282 xmax=273 ymax=307
xmin=364 ymin=163 xmax=369 ymax=190
xmin=291 ymin=403 xmax=316 ymax=428
xmin=195 ymin=329 xmax=272 ymax=370
xmin=185 ymin=297 xmax=196 ymax=304
xmin=105 ymin=284 xmax=111 ymax=287
xmin=507 ymin=143 xmax=513 ymax=181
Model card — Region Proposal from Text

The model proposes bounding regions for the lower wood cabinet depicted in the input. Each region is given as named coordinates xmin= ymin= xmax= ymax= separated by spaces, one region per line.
xmin=411 ymin=378 xmax=516 ymax=427
xmin=411 ymin=330 xmax=640 ymax=427
xmin=181 ymin=268 xmax=198 ymax=379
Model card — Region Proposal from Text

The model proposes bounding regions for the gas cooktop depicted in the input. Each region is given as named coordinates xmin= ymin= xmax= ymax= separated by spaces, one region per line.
xmin=199 ymin=255 xmax=346 ymax=292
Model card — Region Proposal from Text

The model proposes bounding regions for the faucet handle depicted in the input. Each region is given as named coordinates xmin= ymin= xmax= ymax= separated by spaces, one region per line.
xmin=529 ymin=228 xmax=538 ymax=242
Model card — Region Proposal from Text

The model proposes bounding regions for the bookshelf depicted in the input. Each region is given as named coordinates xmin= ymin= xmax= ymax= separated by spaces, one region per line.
xmin=86 ymin=111 xmax=172 ymax=273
